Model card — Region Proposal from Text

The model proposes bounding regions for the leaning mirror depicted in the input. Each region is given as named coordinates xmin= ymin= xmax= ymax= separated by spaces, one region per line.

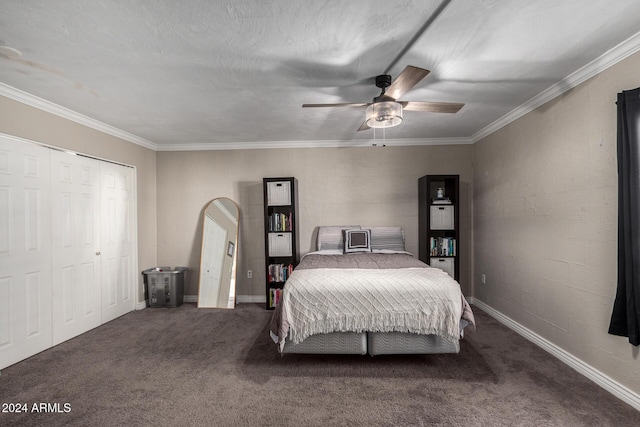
xmin=198 ymin=197 xmax=239 ymax=309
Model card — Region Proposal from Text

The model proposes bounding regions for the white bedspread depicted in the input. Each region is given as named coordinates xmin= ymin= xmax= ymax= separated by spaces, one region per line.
xmin=274 ymin=266 xmax=464 ymax=350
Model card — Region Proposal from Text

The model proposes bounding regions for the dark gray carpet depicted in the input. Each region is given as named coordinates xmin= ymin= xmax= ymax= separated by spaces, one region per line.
xmin=0 ymin=303 xmax=638 ymax=426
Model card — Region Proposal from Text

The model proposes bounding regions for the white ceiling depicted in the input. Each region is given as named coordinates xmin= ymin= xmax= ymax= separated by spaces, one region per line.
xmin=2 ymin=0 xmax=640 ymax=150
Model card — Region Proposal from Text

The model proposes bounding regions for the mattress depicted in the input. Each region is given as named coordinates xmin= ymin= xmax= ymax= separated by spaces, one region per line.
xmin=272 ymin=252 xmax=468 ymax=348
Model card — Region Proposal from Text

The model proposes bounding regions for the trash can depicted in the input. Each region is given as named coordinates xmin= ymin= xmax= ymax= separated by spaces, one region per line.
xmin=142 ymin=267 xmax=187 ymax=308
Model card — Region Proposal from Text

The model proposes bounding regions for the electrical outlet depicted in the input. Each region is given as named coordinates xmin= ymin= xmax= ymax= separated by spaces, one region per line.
xmin=247 ymin=270 xmax=253 ymax=279
xmin=481 ymin=274 xmax=486 ymax=284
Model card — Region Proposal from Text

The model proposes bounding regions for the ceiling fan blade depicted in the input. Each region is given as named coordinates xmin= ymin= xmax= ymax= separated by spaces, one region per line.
xmin=357 ymin=120 xmax=370 ymax=131
xmin=401 ymin=101 xmax=464 ymax=113
xmin=385 ymin=66 xmax=430 ymax=100
xmin=302 ymin=103 xmax=367 ymax=108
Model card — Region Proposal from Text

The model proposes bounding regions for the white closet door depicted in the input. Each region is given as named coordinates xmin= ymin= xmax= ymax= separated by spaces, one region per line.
xmin=100 ymin=161 xmax=135 ymax=323
xmin=50 ymin=150 xmax=101 ymax=345
xmin=0 ymin=136 xmax=52 ymax=369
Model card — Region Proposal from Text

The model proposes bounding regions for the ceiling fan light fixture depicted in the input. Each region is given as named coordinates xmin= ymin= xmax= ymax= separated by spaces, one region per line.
xmin=365 ymin=101 xmax=403 ymax=128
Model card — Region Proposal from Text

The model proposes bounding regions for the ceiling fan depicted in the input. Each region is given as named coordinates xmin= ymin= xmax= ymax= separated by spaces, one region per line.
xmin=302 ymin=65 xmax=464 ymax=131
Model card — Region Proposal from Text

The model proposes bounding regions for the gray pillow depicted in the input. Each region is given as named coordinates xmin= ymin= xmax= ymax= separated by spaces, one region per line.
xmin=317 ymin=225 xmax=360 ymax=251
xmin=366 ymin=226 xmax=405 ymax=251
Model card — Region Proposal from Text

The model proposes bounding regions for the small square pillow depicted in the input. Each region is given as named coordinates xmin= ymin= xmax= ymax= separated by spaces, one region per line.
xmin=343 ymin=229 xmax=371 ymax=253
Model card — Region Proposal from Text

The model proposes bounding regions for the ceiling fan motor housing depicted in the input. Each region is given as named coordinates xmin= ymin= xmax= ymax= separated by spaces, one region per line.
xmin=375 ymin=74 xmax=393 ymax=89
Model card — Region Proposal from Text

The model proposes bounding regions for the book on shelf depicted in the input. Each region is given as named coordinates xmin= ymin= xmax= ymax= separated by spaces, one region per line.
xmin=432 ymin=198 xmax=452 ymax=204
xmin=268 ymin=212 xmax=293 ymax=232
xmin=268 ymin=263 xmax=294 ymax=283
xmin=269 ymin=287 xmax=283 ymax=308
xmin=429 ymin=237 xmax=456 ymax=256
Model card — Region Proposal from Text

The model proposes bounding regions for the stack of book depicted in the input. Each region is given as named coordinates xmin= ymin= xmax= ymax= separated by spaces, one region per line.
xmin=430 ymin=237 xmax=456 ymax=256
xmin=432 ymin=198 xmax=452 ymax=204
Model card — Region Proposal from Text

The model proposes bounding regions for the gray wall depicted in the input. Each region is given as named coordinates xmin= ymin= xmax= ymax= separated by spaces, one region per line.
xmin=156 ymin=145 xmax=473 ymax=298
xmin=473 ymin=51 xmax=640 ymax=393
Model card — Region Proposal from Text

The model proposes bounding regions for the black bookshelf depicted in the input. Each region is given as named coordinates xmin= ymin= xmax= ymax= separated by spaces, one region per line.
xmin=263 ymin=177 xmax=299 ymax=309
xmin=418 ymin=175 xmax=460 ymax=281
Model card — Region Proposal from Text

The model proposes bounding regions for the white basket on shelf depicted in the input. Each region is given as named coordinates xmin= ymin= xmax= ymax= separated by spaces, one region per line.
xmin=268 ymin=233 xmax=292 ymax=257
xmin=430 ymin=205 xmax=454 ymax=230
xmin=267 ymin=181 xmax=291 ymax=206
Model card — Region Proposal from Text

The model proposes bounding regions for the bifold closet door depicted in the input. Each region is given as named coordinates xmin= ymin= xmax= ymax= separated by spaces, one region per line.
xmin=0 ymin=136 xmax=53 ymax=369
xmin=100 ymin=161 xmax=135 ymax=324
xmin=50 ymin=150 xmax=102 ymax=345
xmin=0 ymin=135 xmax=136 ymax=370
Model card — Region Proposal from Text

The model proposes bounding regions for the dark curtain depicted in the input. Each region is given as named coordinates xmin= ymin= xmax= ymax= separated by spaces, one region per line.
xmin=609 ymin=87 xmax=640 ymax=346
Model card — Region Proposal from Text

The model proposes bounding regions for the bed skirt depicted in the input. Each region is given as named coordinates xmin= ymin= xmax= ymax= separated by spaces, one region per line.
xmin=282 ymin=332 xmax=367 ymax=355
xmin=367 ymin=332 xmax=459 ymax=355
xmin=281 ymin=331 xmax=459 ymax=356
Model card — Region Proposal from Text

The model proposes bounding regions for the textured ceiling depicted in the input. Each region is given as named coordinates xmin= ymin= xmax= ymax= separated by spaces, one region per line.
xmin=1 ymin=0 xmax=640 ymax=150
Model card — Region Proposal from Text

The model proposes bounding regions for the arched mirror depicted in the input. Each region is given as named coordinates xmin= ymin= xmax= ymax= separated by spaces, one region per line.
xmin=198 ymin=198 xmax=239 ymax=309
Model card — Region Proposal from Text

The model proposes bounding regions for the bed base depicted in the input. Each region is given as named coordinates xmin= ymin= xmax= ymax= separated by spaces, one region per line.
xmin=282 ymin=332 xmax=367 ymax=355
xmin=282 ymin=332 xmax=459 ymax=356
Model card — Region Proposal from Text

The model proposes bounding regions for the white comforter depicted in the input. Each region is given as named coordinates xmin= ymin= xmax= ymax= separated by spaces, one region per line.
xmin=272 ymin=265 xmax=465 ymax=351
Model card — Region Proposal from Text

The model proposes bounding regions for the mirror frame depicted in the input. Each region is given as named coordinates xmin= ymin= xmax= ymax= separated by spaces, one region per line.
xmin=197 ymin=197 xmax=239 ymax=309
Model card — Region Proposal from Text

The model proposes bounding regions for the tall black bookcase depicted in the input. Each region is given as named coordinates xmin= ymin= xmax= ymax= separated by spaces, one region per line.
xmin=418 ymin=175 xmax=459 ymax=281
xmin=263 ymin=177 xmax=299 ymax=309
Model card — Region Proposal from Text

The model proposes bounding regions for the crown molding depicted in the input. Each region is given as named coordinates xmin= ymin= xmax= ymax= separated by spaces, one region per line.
xmin=471 ymin=30 xmax=640 ymax=143
xmin=155 ymin=136 xmax=473 ymax=151
xmin=0 ymin=82 xmax=158 ymax=151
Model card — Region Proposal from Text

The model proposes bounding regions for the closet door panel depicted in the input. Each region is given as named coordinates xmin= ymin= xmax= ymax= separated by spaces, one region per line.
xmin=50 ymin=150 xmax=101 ymax=345
xmin=0 ymin=136 xmax=52 ymax=370
xmin=100 ymin=162 xmax=135 ymax=323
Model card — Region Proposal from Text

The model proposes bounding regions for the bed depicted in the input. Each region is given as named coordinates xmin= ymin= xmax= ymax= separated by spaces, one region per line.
xmin=269 ymin=226 xmax=475 ymax=355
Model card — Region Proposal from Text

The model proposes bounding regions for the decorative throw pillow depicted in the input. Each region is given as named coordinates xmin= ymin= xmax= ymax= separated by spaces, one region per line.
xmin=343 ymin=229 xmax=371 ymax=253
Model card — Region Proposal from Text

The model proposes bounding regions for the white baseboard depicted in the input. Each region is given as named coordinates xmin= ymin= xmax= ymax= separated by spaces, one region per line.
xmin=182 ymin=294 xmax=266 ymax=304
xmin=236 ymin=295 xmax=266 ymax=304
xmin=471 ymin=298 xmax=640 ymax=411
xmin=183 ymin=295 xmax=198 ymax=303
